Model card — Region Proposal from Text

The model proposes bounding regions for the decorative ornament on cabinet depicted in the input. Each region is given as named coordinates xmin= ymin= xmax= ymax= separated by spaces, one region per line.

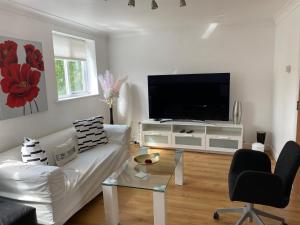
xmin=233 ymin=101 xmax=242 ymax=124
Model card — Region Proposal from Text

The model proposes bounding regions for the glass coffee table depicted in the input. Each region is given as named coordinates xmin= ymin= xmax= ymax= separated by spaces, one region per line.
xmin=102 ymin=148 xmax=184 ymax=225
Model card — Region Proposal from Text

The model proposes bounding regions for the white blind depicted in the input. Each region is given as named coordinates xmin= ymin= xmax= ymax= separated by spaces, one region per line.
xmin=53 ymin=33 xmax=87 ymax=60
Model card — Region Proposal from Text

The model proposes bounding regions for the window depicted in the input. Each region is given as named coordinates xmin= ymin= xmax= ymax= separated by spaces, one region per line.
xmin=52 ymin=32 xmax=98 ymax=100
xmin=55 ymin=58 xmax=87 ymax=97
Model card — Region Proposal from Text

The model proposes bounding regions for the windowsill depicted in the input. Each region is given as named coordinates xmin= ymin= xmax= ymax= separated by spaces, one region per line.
xmin=57 ymin=93 xmax=99 ymax=103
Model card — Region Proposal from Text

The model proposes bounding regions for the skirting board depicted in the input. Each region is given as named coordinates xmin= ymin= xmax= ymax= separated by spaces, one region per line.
xmin=138 ymin=142 xmax=272 ymax=156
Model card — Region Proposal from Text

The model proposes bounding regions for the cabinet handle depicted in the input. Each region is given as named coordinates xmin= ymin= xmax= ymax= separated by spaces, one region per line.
xmin=215 ymin=136 xmax=232 ymax=140
xmin=181 ymin=134 xmax=193 ymax=137
xmin=147 ymin=133 xmax=162 ymax=136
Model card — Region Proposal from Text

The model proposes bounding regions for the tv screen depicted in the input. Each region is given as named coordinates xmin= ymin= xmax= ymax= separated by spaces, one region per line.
xmin=148 ymin=73 xmax=230 ymax=121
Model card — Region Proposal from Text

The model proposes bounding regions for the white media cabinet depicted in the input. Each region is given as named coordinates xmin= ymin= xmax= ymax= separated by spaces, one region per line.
xmin=140 ymin=120 xmax=243 ymax=154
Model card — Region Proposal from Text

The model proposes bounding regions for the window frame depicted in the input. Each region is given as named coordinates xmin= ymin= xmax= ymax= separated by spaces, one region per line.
xmin=55 ymin=57 xmax=89 ymax=100
xmin=52 ymin=31 xmax=99 ymax=102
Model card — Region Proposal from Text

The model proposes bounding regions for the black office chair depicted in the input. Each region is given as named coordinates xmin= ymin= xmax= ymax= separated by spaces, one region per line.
xmin=213 ymin=141 xmax=300 ymax=225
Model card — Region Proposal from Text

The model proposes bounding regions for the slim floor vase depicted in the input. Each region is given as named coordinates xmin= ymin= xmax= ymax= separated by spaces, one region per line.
xmin=109 ymin=106 xmax=114 ymax=124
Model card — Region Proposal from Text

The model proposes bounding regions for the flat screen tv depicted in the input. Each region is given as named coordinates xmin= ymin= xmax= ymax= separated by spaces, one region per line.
xmin=148 ymin=73 xmax=230 ymax=121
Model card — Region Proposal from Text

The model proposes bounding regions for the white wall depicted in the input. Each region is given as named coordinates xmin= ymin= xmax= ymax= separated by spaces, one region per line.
xmin=109 ymin=25 xmax=275 ymax=145
xmin=0 ymin=8 xmax=109 ymax=152
xmin=272 ymin=2 xmax=300 ymax=159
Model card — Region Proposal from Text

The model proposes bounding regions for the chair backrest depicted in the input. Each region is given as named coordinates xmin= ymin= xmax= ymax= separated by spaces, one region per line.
xmin=274 ymin=141 xmax=300 ymax=198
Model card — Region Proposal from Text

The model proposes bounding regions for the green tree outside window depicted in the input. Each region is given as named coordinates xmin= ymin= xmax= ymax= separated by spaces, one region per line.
xmin=55 ymin=59 xmax=67 ymax=97
xmin=68 ymin=61 xmax=84 ymax=92
xmin=55 ymin=58 xmax=87 ymax=98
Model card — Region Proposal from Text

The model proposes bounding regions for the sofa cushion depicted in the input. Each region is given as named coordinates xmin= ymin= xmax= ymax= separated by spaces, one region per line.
xmin=104 ymin=124 xmax=131 ymax=145
xmin=73 ymin=116 xmax=108 ymax=153
xmin=21 ymin=138 xmax=48 ymax=165
xmin=62 ymin=143 xmax=121 ymax=192
xmin=53 ymin=137 xmax=78 ymax=167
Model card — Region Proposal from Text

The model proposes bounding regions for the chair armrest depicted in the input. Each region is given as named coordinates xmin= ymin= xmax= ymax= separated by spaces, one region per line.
xmin=231 ymin=171 xmax=286 ymax=207
xmin=230 ymin=149 xmax=272 ymax=175
xmin=0 ymin=161 xmax=65 ymax=204
xmin=104 ymin=124 xmax=131 ymax=145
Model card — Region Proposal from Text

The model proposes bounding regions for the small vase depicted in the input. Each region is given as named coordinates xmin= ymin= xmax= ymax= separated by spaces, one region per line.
xmin=233 ymin=101 xmax=242 ymax=124
xmin=109 ymin=106 xmax=114 ymax=124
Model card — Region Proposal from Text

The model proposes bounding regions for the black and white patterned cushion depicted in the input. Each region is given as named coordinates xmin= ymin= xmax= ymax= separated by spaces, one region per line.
xmin=53 ymin=137 xmax=78 ymax=166
xmin=21 ymin=138 xmax=49 ymax=165
xmin=73 ymin=116 xmax=108 ymax=153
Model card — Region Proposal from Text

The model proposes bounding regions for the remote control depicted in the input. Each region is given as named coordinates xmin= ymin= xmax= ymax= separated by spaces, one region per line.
xmin=186 ymin=130 xmax=194 ymax=134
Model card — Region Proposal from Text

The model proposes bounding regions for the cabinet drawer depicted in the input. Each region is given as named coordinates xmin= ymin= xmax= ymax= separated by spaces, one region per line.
xmin=143 ymin=133 xmax=171 ymax=148
xmin=173 ymin=134 xmax=205 ymax=150
xmin=206 ymin=135 xmax=241 ymax=152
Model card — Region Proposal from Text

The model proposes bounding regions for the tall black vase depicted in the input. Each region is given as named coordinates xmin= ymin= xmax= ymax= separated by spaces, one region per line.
xmin=109 ymin=106 xmax=114 ymax=124
xmin=257 ymin=131 xmax=266 ymax=144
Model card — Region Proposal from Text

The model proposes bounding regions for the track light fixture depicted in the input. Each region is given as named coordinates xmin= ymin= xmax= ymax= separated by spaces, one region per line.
xmin=151 ymin=0 xmax=158 ymax=10
xmin=128 ymin=0 xmax=135 ymax=7
xmin=180 ymin=0 xmax=187 ymax=7
xmin=106 ymin=0 xmax=187 ymax=10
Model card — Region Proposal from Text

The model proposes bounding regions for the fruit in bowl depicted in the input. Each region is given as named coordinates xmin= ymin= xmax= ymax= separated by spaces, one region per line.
xmin=144 ymin=159 xmax=153 ymax=164
xmin=134 ymin=153 xmax=160 ymax=165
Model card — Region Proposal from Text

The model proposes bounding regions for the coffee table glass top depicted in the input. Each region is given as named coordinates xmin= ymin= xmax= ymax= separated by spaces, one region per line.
xmin=102 ymin=148 xmax=183 ymax=192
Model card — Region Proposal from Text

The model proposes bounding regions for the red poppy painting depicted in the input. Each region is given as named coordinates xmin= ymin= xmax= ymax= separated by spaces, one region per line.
xmin=0 ymin=40 xmax=18 ymax=68
xmin=1 ymin=63 xmax=41 ymax=108
xmin=24 ymin=44 xmax=44 ymax=71
xmin=0 ymin=36 xmax=48 ymax=120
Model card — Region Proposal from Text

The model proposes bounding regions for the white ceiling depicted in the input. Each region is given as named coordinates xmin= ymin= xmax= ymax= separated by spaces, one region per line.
xmin=5 ymin=0 xmax=288 ymax=33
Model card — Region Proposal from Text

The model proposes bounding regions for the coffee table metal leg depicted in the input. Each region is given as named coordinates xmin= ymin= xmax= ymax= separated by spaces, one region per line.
xmin=153 ymin=191 xmax=166 ymax=225
xmin=103 ymin=185 xmax=119 ymax=225
xmin=175 ymin=153 xmax=184 ymax=185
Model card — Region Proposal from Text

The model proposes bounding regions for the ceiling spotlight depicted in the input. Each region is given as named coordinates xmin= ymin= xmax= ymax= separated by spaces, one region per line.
xmin=151 ymin=0 xmax=158 ymax=10
xmin=180 ymin=0 xmax=187 ymax=7
xmin=128 ymin=0 xmax=135 ymax=7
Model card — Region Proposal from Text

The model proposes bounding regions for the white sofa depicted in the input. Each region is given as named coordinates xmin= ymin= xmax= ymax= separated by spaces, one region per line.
xmin=0 ymin=124 xmax=130 ymax=225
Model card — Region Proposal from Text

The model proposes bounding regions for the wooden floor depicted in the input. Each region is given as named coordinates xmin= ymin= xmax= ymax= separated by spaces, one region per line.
xmin=66 ymin=146 xmax=300 ymax=225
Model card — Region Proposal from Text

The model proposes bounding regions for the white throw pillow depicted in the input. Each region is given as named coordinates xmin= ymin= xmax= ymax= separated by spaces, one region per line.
xmin=53 ymin=138 xmax=78 ymax=166
xmin=21 ymin=138 xmax=49 ymax=165
xmin=73 ymin=116 xmax=108 ymax=153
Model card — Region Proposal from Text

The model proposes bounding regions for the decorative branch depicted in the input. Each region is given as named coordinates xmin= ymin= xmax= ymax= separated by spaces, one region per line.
xmin=98 ymin=70 xmax=126 ymax=108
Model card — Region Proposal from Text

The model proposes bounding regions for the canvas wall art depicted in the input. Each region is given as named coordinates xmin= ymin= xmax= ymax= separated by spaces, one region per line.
xmin=0 ymin=36 xmax=48 ymax=120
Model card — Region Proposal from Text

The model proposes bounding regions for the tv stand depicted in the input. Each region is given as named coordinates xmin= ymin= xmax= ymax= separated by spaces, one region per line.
xmin=140 ymin=120 xmax=243 ymax=154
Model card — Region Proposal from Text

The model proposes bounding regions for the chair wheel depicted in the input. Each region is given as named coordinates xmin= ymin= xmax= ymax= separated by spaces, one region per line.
xmin=282 ymin=223 xmax=287 ymax=225
xmin=213 ymin=212 xmax=219 ymax=220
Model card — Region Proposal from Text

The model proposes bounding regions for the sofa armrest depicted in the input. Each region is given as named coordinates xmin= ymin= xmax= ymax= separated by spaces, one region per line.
xmin=0 ymin=161 xmax=65 ymax=204
xmin=104 ymin=124 xmax=131 ymax=145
